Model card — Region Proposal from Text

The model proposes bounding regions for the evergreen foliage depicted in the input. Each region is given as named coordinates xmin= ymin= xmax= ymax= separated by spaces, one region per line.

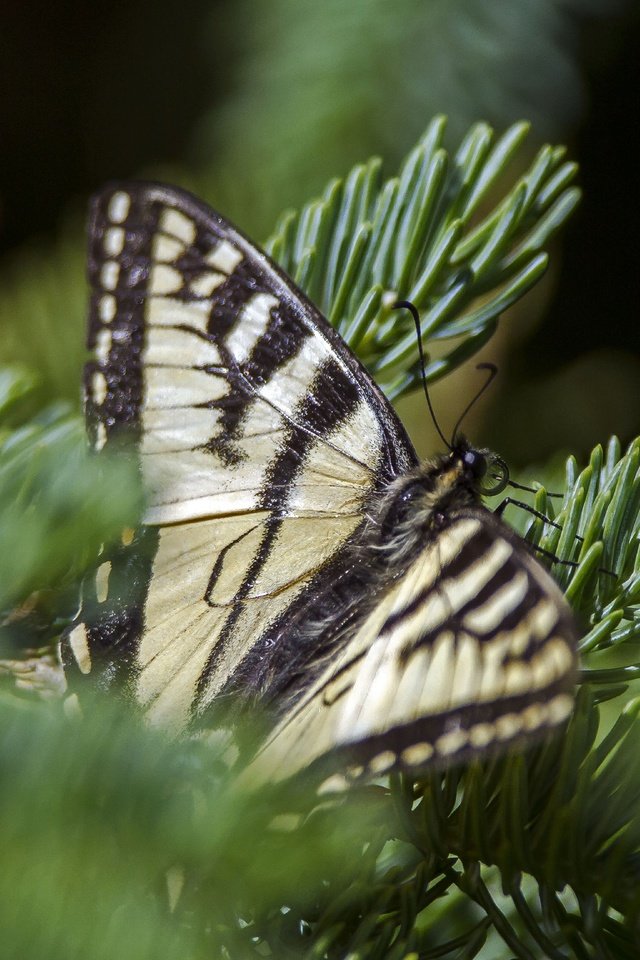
xmin=266 ymin=117 xmax=580 ymax=401
xmin=0 ymin=121 xmax=638 ymax=958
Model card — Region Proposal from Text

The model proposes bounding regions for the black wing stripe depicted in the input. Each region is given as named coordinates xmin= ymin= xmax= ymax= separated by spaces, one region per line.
xmin=379 ymin=525 xmax=507 ymax=633
xmin=258 ymin=357 xmax=363 ymax=510
xmin=312 ymin=683 xmax=576 ymax=782
xmin=62 ymin=527 xmax=160 ymax=696
xmin=193 ymin=356 xmax=367 ymax=712
xmin=85 ymin=191 xmax=161 ymax=448
xmin=380 ymin=523 xmax=557 ymax=650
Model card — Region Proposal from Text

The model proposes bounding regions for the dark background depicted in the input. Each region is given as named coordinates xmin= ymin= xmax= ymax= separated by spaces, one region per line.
xmin=1 ymin=0 xmax=638 ymax=462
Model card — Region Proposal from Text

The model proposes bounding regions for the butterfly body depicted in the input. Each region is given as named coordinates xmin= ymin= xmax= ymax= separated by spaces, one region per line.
xmin=61 ymin=182 xmax=577 ymax=785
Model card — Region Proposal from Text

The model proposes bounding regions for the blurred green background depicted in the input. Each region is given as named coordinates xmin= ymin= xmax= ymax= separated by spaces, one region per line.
xmin=1 ymin=7 xmax=640 ymax=954
xmin=1 ymin=0 xmax=638 ymax=463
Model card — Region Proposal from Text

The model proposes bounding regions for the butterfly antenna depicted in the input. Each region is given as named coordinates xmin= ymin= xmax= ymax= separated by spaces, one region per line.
xmin=450 ymin=362 xmax=498 ymax=443
xmin=394 ymin=299 xmax=450 ymax=451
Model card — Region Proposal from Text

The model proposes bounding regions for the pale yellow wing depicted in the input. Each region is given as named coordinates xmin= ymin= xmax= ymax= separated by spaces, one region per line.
xmin=61 ymin=182 xmax=416 ymax=731
xmin=245 ymin=511 xmax=577 ymax=787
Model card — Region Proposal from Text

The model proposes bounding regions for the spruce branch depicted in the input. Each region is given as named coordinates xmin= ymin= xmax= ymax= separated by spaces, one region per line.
xmin=0 ymin=122 xmax=638 ymax=959
xmin=265 ymin=115 xmax=580 ymax=400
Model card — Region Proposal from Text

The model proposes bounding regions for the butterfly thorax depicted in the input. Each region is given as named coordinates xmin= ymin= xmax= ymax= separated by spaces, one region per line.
xmin=374 ymin=438 xmax=505 ymax=566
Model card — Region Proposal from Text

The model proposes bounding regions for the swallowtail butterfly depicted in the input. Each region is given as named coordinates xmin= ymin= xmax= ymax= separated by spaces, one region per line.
xmin=61 ymin=182 xmax=578 ymax=787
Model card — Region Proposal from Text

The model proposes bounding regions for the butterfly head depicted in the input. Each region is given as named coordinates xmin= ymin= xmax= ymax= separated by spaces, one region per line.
xmin=376 ymin=439 xmax=509 ymax=564
xmin=450 ymin=436 xmax=510 ymax=497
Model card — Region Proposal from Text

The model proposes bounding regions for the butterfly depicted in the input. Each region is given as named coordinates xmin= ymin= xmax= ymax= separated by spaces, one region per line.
xmin=61 ymin=181 xmax=578 ymax=788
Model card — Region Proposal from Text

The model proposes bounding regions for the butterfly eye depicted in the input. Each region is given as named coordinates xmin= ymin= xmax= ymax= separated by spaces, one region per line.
xmin=478 ymin=455 xmax=509 ymax=496
xmin=462 ymin=449 xmax=487 ymax=478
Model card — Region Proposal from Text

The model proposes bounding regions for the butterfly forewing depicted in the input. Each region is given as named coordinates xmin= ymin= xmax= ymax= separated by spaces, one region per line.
xmin=64 ymin=182 xmax=416 ymax=730
xmin=62 ymin=181 xmax=578 ymax=777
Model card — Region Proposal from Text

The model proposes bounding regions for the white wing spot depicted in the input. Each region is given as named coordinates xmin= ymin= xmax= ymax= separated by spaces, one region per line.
xmin=67 ymin=623 xmax=92 ymax=675
xmin=469 ymin=722 xmax=494 ymax=747
xmin=143 ymin=325 xmax=221 ymax=368
xmin=521 ymin=703 xmax=547 ymax=731
xmin=548 ymin=693 xmax=573 ymax=724
xmin=166 ymin=865 xmax=185 ymax=914
xmin=160 ymin=208 xmax=196 ymax=245
xmin=494 ymin=713 xmax=523 ymax=741
xmin=368 ymin=750 xmax=396 ymax=774
xmin=101 ymin=261 xmax=120 ymax=291
xmin=64 ymin=693 xmax=82 ymax=718
xmin=435 ymin=728 xmax=468 ymax=755
xmin=347 ymin=765 xmax=364 ymax=780
xmin=317 ymin=774 xmax=350 ymax=795
xmin=95 ymin=328 xmax=112 ymax=363
xmin=226 ymin=293 xmax=278 ymax=364
xmin=149 ymin=264 xmax=184 ymax=296
xmin=205 ymin=239 xmax=243 ymax=274
xmin=95 ymin=422 xmax=107 ymax=450
xmin=531 ymin=638 xmax=573 ymax=689
xmin=531 ymin=599 xmax=560 ymax=640
xmin=190 ymin=271 xmax=225 ymax=298
xmin=108 ymin=191 xmax=131 ymax=223
xmin=153 ymin=234 xmax=185 ymax=263
xmin=147 ymin=296 xmax=212 ymax=335
xmin=99 ymin=295 xmax=116 ymax=323
xmin=95 ymin=561 xmax=112 ymax=603
xmin=104 ymin=226 xmax=125 ymax=257
xmin=401 ymin=742 xmax=434 ymax=766
xmin=502 ymin=660 xmax=532 ymax=697
xmin=91 ymin=371 xmax=108 ymax=404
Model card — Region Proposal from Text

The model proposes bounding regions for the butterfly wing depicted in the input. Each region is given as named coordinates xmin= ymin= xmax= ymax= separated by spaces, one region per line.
xmin=62 ymin=180 xmax=577 ymax=778
xmin=61 ymin=182 xmax=417 ymax=731
xmin=245 ymin=506 xmax=577 ymax=786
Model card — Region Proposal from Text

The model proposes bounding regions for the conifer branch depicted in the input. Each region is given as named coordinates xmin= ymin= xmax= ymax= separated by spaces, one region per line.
xmin=266 ymin=116 xmax=580 ymax=400
xmin=0 ymin=121 xmax=637 ymax=958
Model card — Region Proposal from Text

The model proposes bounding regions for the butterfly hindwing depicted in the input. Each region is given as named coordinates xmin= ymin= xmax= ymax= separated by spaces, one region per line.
xmin=246 ymin=504 xmax=577 ymax=785
xmin=62 ymin=181 xmax=578 ymax=777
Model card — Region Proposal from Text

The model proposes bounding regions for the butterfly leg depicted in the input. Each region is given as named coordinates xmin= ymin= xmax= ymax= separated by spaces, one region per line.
xmin=493 ymin=497 xmax=563 ymax=532
xmin=493 ymin=497 xmax=580 ymax=570
xmin=506 ymin=478 xmax=564 ymax=498
xmin=494 ymin=497 xmax=586 ymax=547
